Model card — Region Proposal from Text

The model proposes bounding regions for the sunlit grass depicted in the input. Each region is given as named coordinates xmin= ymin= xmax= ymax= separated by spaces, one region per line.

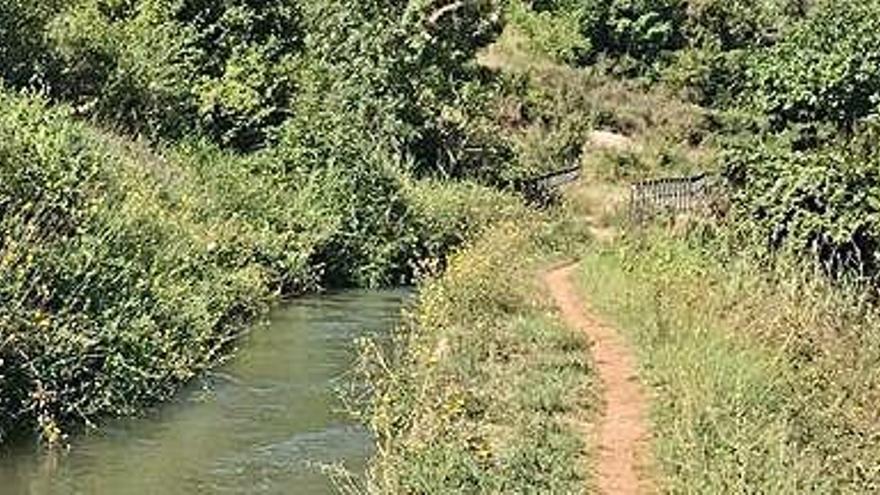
xmin=579 ymin=230 xmax=880 ymax=492
xmin=361 ymin=214 xmax=599 ymax=493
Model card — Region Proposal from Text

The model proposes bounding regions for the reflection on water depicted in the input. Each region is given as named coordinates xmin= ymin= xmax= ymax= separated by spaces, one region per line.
xmin=0 ymin=290 xmax=408 ymax=495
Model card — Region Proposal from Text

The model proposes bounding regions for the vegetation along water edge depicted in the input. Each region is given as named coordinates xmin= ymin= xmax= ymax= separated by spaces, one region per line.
xmin=7 ymin=0 xmax=880 ymax=493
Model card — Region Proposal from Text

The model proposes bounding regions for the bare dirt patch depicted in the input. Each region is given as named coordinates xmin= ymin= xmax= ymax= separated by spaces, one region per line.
xmin=587 ymin=130 xmax=636 ymax=153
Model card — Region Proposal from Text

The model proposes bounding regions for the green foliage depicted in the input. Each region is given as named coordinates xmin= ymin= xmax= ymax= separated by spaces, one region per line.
xmin=660 ymin=45 xmax=749 ymax=105
xmin=723 ymin=126 xmax=880 ymax=279
xmin=665 ymin=0 xmax=880 ymax=285
xmin=519 ymin=0 xmax=804 ymax=95
xmin=295 ymin=164 xmax=421 ymax=288
xmin=47 ymin=0 xmax=301 ymax=149
xmin=658 ymin=0 xmax=797 ymax=103
xmin=505 ymin=0 xmax=589 ymax=63
xmin=0 ymin=91 xmax=271 ymax=442
xmin=598 ymin=0 xmax=686 ymax=66
xmin=537 ymin=0 xmax=688 ymax=71
xmin=6 ymin=0 xmax=511 ymax=173
xmin=403 ymin=178 xmax=526 ymax=265
xmin=682 ymin=0 xmax=801 ymax=50
xmin=746 ymin=0 xmax=880 ymax=129
xmin=0 ymin=78 xmax=529 ymax=442
xmin=293 ymin=0 xmax=510 ymax=181
xmin=0 ymin=0 xmax=61 ymax=87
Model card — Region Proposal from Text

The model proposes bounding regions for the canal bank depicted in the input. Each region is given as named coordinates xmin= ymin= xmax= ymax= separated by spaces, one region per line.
xmin=1 ymin=291 xmax=408 ymax=495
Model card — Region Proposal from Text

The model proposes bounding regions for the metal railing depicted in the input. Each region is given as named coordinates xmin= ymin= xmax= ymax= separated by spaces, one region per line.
xmin=515 ymin=165 xmax=582 ymax=204
xmin=513 ymin=167 xmax=722 ymax=218
xmin=629 ymin=173 xmax=718 ymax=221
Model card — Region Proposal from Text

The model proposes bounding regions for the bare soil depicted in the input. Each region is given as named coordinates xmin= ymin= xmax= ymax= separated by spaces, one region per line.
xmin=587 ymin=130 xmax=637 ymax=153
xmin=545 ymin=264 xmax=653 ymax=494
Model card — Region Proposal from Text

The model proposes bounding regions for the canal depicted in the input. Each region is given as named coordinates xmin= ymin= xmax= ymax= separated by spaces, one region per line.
xmin=0 ymin=290 xmax=408 ymax=494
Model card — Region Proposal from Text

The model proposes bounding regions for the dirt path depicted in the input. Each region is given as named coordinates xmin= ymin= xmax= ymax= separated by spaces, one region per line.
xmin=545 ymin=264 xmax=653 ymax=494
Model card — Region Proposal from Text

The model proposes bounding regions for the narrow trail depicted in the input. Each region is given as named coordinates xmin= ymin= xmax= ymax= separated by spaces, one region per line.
xmin=545 ymin=264 xmax=653 ymax=494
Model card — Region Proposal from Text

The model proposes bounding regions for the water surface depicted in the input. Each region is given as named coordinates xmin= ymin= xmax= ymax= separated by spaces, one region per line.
xmin=0 ymin=290 xmax=407 ymax=495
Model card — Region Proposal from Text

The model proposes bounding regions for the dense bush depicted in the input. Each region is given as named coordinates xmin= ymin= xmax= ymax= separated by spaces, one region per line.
xmin=291 ymin=0 xmax=510 ymax=181
xmin=0 ymin=75 xmax=527 ymax=442
xmin=23 ymin=0 xmax=509 ymax=164
xmin=526 ymin=0 xmax=687 ymax=72
xmin=505 ymin=0 xmax=588 ymax=63
xmin=519 ymin=0 xmax=803 ymax=95
xmin=3 ymin=0 xmax=511 ymax=172
xmin=0 ymin=0 xmax=63 ymax=87
xmin=46 ymin=0 xmax=302 ymax=149
xmin=746 ymin=0 xmax=880 ymax=130
xmin=596 ymin=0 xmax=686 ymax=67
xmin=0 ymin=92 xmax=271 ymax=442
xmin=658 ymin=0 xmax=801 ymax=103
xmin=682 ymin=0 xmax=801 ymax=50
xmin=723 ymin=125 xmax=880 ymax=279
xmin=708 ymin=1 xmax=880 ymax=280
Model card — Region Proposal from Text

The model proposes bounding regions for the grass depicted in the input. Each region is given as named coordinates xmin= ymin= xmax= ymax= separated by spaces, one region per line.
xmin=578 ymin=228 xmax=880 ymax=493
xmin=360 ymin=212 xmax=599 ymax=493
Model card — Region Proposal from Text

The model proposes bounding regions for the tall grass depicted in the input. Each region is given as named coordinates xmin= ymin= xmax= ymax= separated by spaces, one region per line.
xmin=360 ymin=212 xmax=598 ymax=493
xmin=579 ymin=228 xmax=880 ymax=492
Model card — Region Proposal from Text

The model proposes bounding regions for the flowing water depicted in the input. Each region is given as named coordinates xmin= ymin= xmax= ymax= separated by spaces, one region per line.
xmin=0 ymin=290 xmax=408 ymax=495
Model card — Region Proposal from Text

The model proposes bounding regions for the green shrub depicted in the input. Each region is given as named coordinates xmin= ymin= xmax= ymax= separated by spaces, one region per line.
xmin=0 ymin=91 xmax=278 ymax=442
xmin=522 ymin=0 xmax=804 ymax=97
xmin=682 ymin=0 xmax=801 ymax=50
xmin=0 ymin=83 xmax=535 ymax=442
xmin=403 ymin=178 xmax=526 ymax=267
xmin=541 ymin=0 xmax=689 ymax=72
xmin=723 ymin=125 xmax=880 ymax=280
xmin=47 ymin=0 xmax=302 ymax=149
xmin=0 ymin=0 xmax=61 ymax=87
xmin=506 ymin=0 xmax=589 ymax=63
xmin=746 ymin=0 xmax=880 ymax=129
xmin=599 ymin=0 xmax=686 ymax=66
xmin=660 ymin=45 xmax=748 ymax=105
xmin=658 ymin=0 xmax=802 ymax=103
xmin=13 ymin=0 xmax=509 ymax=173
xmin=293 ymin=0 xmax=509 ymax=181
